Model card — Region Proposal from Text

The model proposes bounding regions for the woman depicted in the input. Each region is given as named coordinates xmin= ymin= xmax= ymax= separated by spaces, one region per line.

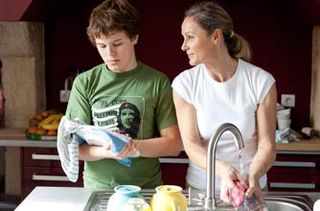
xmin=66 ymin=0 xmax=181 ymax=188
xmin=172 ymin=1 xmax=277 ymax=202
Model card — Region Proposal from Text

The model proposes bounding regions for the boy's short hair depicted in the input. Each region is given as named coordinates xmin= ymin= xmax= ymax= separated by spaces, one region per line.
xmin=87 ymin=0 xmax=139 ymax=46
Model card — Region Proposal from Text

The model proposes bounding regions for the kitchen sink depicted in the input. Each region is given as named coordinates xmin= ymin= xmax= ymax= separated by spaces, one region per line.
xmin=262 ymin=195 xmax=313 ymax=211
xmin=83 ymin=190 xmax=313 ymax=211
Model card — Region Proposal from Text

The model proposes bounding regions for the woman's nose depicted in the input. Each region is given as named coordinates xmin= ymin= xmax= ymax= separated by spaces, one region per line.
xmin=181 ymin=40 xmax=188 ymax=51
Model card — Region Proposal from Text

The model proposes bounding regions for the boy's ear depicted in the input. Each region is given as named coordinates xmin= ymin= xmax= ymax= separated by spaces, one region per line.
xmin=132 ymin=35 xmax=139 ymax=44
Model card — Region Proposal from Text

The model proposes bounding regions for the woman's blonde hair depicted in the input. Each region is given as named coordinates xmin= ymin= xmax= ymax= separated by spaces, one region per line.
xmin=185 ymin=1 xmax=251 ymax=62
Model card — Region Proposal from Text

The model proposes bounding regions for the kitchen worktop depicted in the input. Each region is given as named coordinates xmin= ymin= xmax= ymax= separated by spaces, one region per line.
xmin=14 ymin=186 xmax=320 ymax=211
xmin=0 ymin=128 xmax=56 ymax=148
xmin=276 ymin=138 xmax=320 ymax=153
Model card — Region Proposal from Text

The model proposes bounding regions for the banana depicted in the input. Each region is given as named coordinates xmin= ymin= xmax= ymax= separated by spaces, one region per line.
xmin=51 ymin=118 xmax=60 ymax=124
xmin=41 ymin=109 xmax=59 ymax=118
xmin=41 ymin=122 xmax=60 ymax=130
xmin=39 ymin=113 xmax=62 ymax=127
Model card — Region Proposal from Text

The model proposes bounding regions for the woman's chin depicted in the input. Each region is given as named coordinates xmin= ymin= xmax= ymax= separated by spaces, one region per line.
xmin=188 ymin=60 xmax=197 ymax=66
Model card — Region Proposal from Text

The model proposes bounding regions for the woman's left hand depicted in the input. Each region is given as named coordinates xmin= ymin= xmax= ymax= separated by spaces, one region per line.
xmin=245 ymin=175 xmax=264 ymax=203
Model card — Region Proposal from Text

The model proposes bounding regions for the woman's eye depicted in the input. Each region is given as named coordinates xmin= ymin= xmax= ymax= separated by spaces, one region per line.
xmin=186 ymin=35 xmax=194 ymax=40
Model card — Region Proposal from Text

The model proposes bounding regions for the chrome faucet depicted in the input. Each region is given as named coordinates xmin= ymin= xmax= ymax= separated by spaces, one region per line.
xmin=195 ymin=123 xmax=245 ymax=211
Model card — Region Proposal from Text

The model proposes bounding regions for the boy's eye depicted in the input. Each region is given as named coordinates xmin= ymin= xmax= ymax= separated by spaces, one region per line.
xmin=97 ymin=44 xmax=106 ymax=48
xmin=113 ymin=42 xmax=122 ymax=47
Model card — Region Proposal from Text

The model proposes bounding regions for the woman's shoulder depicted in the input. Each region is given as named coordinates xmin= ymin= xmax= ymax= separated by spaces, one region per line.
xmin=238 ymin=59 xmax=274 ymax=80
xmin=174 ymin=64 xmax=203 ymax=81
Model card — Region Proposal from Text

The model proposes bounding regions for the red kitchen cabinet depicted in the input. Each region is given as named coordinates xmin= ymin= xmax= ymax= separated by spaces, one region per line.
xmin=267 ymin=152 xmax=320 ymax=192
xmin=21 ymin=148 xmax=189 ymax=197
xmin=160 ymin=151 xmax=189 ymax=188
xmin=21 ymin=147 xmax=83 ymax=198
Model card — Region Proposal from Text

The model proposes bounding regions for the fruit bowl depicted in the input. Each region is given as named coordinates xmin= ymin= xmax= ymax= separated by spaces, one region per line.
xmin=26 ymin=132 xmax=57 ymax=141
xmin=26 ymin=109 xmax=62 ymax=141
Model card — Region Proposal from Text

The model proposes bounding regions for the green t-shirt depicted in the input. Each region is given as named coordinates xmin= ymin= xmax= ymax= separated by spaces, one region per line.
xmin=65 ymin=62 xmax=177 ymax=188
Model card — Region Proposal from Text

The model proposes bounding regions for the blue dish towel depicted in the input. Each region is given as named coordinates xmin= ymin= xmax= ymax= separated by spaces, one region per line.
xmin=57 ymin=116 xmax=138 ymax=182
xmin=74 ymin=127 xmax=134 ymax=167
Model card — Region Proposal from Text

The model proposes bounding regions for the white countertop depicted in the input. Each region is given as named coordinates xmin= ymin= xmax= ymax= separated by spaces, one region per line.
xmin=15 ymin=187 xmax=95 ymax=211
xmin=0 ymin=128 xmax=56 ymax=148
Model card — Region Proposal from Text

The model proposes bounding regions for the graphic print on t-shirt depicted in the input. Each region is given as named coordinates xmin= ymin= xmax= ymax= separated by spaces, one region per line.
xmin=91 ymin=96 xmax=144 ymax=138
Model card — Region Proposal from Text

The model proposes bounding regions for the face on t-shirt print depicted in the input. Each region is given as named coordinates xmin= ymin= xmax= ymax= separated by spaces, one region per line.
xmin=117 ymin=102 xmax=141 ymax=138
xmin=91 ymin=98 xmax=142 ymax=138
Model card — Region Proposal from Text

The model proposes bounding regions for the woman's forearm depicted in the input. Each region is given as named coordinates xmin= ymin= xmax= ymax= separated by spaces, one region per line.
xmin=249 ymin=140 xmax=276 ymax=180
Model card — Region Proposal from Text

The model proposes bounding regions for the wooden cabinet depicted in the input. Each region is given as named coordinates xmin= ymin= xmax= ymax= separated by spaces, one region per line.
xmin=21 ymin=148 xmax=83 ymax=198
xmin=267 ymin=152 xmax=320 ymax=192
xmin=21 ymin=147 xmax=189 ymax=197
xmin=160 ymin=151 xmax=189 ymax=188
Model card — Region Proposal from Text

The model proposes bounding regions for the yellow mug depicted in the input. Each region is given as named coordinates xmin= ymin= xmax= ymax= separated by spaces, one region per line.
xmin=151 ymin=185 xmax=187 ymax=211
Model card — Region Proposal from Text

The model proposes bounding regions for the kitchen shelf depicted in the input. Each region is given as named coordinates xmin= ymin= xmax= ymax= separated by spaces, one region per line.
xmin=0 ymin=128 xmax=56 ymax=148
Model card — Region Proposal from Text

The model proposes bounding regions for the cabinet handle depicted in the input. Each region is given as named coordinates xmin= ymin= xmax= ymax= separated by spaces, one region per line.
xmin=270 ymin=182 xmax=315 ymax=189
xmin=32 ymin=174 xmax=69 ymax=182
xmin=273 ymin=161 xmax=316 ymax=167
xmin=159 ymin=158 xmax=189 ymax=164
xmin=32 ymin=153 xmax=60 ymax=161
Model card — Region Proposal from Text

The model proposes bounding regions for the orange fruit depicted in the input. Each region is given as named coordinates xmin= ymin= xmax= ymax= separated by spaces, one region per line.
xmin=27 ymin=126 xmax=37 ymax=134
xmin=47 ymin=130 xmax=57 ymax=135
xmin=35 ymin=128 xmax=47 ymax=135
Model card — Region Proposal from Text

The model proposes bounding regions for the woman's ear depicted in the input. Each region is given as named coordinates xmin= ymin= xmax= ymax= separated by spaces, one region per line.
xmin=211 ymin=29 xmax=223 ymax=44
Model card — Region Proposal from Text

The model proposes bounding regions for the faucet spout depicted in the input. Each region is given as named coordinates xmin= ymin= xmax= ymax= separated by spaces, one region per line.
xmin=205 ymin=123 xmax=245 ymax=210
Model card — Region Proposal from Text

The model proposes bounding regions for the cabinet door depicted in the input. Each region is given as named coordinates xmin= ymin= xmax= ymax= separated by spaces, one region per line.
xmin=160 ymin=152 xmax=189 ymax=188
xmin=22 ymin=166 xmax=82 ymax=197
xmin=21 ymin=147 xmax=83 ymax=198
xmin=267 ymin=154 xmax=320 ymax=192
xmin=23 ymin=148 xmax=61 ymax=167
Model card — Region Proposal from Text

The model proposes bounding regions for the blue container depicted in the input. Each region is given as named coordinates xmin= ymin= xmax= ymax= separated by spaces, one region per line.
xmin=107 ymin=185 xmax=145 ymax=210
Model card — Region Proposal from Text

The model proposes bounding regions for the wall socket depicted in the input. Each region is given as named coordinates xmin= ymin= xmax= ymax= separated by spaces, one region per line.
xmin=60 ymin=90 xmax=71 ymax=103
xmin=281 ymin=94 xmax=295 ymax=107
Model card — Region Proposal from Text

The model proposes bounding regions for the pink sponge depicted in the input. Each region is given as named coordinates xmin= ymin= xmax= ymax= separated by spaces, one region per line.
xmin=230 ymin=180 xmax=246 ymax=208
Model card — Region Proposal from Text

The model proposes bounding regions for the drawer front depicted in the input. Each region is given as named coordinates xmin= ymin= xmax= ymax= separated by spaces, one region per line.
xmin=267 ymin=167 xmax=318 ymax=183
xmin=22 ymin=147 xmax=84 ymax=198
xmin=160 ymin=157 xmax=188 ymax=188
xmin=23 ymin=148 xmax=61 ymax=167
xmin=267 ymin=154 xmax=320 ymax=192
xmin=21 ymin=166 xmax=82 ymax=198
xmin=23 ymin=166 xmax=69 ymax=180
xmin=276 ymin=154 xmax=320 ymax=164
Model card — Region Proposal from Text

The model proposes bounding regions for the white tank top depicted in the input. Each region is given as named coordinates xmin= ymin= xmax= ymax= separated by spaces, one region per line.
xmin=172 ymin=59 xmax=275 ymax=192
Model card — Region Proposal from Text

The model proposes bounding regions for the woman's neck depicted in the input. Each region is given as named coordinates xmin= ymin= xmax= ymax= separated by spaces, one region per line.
xmin=205 ymin=56 xmax=238 ymax=82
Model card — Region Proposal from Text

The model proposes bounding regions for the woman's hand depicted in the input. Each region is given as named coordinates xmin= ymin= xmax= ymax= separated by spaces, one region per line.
xmin=245 ymin=175 xmax=265 ymax=203
xmin=218 ymin=161 xmax=245 ymax=203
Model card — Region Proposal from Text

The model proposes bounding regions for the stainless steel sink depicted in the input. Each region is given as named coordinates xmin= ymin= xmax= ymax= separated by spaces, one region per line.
xmin=264 ymin=195 xmax=313 ymax=211
xmin=83 ymin=190 xmax=313 ymax=211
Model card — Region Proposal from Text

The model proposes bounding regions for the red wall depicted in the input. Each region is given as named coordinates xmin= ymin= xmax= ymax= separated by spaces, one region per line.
xmin=14 ymin=0 xmax=320 ymax=130
xmin=0 ymin=0 xmax=32 ymax=20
